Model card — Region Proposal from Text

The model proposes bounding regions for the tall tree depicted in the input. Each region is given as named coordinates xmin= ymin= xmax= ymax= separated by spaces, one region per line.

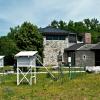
xmin=58 ymin=20 xmax=67 ymax=30
xmin=84 ymin=19 xmax=91 ymax=30
xmin=90 ymin=18 xmax=99 ymax=30
xmin=8 ymin=22 xmax=43 ymax=56
xmin=50 ymin=20 xmax=59 ymax=28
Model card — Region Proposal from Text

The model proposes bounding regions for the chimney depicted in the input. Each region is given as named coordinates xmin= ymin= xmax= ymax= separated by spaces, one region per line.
xmin=84 ymin=33 xmax=91 ymax=44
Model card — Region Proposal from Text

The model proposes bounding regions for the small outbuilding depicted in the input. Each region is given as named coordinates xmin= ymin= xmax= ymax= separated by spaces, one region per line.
xmin=15 ymin=51 xmax=38 ymax=67
xmin=15 ymin=51 xmax=38 ymax=85
xmin=64 ymin=43 xmax=96 ymax=66
xmin=0 ymin=56 xmax=4 ymax=67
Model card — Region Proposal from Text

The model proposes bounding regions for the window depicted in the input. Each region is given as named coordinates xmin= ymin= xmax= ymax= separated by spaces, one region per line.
xmin=69 ymin=34 xmax=76 ymax=43
xmin=46 ymin=35 xmax=65 ymax=40
xmin=46 ymin=36 xmax=52 ymax=40
xmin=83 ymin=55 xmax=86 ymax=60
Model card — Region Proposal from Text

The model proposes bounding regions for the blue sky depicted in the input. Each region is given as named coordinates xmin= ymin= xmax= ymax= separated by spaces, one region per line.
xmin=0 ymin=0 xmax=100 ymax=36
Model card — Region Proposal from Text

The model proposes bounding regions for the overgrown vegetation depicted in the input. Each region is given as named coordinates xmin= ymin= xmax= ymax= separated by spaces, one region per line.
xmin=0 ymin=73 xmax=100 ymax=100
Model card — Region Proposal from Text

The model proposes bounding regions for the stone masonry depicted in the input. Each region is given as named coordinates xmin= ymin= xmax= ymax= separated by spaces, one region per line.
xmin=43 ymin=36 xmax=74 ymax=66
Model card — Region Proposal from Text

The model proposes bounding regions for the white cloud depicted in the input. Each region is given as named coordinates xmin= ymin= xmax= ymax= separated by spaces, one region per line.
xmin=66 ymin=0 xmax=99 ymax=21
xmin=0 ymin=0 xmax=100 ymax=35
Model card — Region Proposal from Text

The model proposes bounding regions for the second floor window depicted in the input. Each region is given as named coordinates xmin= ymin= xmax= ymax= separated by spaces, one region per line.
xmin=46 ymin=35 xmax=66 ymax=40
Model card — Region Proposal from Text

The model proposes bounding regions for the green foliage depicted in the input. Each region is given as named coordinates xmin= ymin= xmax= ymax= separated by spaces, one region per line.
xmin=8 ymin=22 xmax=43 ymax=56
xmin=1 ymin=73 xmax=100 ymax=99
xmin=50 ymin=20 xmax=59 ymax=28
xmin=50 ymin=18 xmax=100 ymax=43
xmin=0 ymin=36 xmax=18 ymax=65
xmin=51 ymin=20 xmax=67 ymax=30
xmin=0 ymin=22 xmax=43 ymax=65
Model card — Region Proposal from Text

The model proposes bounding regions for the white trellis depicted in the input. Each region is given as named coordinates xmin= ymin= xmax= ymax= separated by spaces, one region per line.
xmin=15 ymin=51 xmax=37 ymax=85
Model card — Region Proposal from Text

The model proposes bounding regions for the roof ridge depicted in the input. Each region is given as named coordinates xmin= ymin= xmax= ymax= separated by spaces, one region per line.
xmin=77 ymin=44 xmax=97 ymax=50
xmin=77 ymin=44 xmax=85 ymax=50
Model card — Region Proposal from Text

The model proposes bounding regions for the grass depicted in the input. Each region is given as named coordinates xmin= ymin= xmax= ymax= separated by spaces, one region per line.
xmin=0 ymin=66 xmax=13 ymax=73
xmin=0 ymin=66 xmax=85 ymax=73
xmin=0 ymin=72 xmax=100 ymax=100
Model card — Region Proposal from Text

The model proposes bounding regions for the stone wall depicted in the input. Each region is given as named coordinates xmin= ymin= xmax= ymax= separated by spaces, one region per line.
xmin=75 ymin=51 xmax=95 ymax=66
xmin=43 ymin=36 xmax=69 ymax=66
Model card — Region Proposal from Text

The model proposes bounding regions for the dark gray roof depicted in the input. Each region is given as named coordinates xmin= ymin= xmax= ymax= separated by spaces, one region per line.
xmin=65 ymin=43 xmax=97 ymax=51
xmin=91 ymin=43 xmax=100 ymax=50
xmin=64 ymin=43 xmax=84 ymax=51
xmin=77 ymin=44 xmax=97 ymax=50
xmin=39 ymin=27 xmax=69 ymax=36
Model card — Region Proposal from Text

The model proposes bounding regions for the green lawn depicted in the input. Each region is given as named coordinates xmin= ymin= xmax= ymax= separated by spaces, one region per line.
xmin=0 ymin=72 xmax=100 ymax=100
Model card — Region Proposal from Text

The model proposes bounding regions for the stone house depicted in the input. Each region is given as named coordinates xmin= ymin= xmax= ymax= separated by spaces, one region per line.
xmin=40 ymin=27 xmax=100 ymax=67
xmin=40 ymin=27 xmax=77 ymax=66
